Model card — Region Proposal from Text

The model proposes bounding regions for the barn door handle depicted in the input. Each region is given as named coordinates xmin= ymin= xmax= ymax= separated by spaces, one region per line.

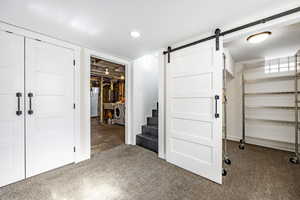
xmin=215 ymin=95 xmax=220 ymax=118
xmin=28 ymin=93 xmax=34 ymax=115
xmin=16 ymin=92 xmax=22 ymax=116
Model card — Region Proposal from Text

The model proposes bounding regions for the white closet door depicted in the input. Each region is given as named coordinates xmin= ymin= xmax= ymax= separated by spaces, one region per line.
xmin=166 ymin=40 xmax=223 ymax=184
xmin=0 ymin=31 xmax=25 ymax=187
xmin=25 ymin=39 xmax=75 ymax=177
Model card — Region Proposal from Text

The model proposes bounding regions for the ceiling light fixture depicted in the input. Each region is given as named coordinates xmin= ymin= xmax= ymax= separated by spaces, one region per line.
xmin=105 ymin=68 xmax=109 ymax=75
xmin=247 ymin=31 xmax=271 ymax=44
xmin=130 ymin=31 xmax=140 ymax=38
xmin=120 ymin=75 xmax=125 ymax=80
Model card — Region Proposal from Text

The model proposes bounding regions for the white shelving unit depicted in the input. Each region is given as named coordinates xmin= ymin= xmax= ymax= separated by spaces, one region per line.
xmin=239 ymin=54 xmax=300 ymax=164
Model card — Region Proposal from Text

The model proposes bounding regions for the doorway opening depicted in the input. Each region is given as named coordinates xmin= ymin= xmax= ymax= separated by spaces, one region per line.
xmin=90 ymin=56 xmax=126 ymax=155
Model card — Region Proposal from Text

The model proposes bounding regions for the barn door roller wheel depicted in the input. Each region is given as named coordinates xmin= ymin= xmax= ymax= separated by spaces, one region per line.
xmin=222 ymin=168 xmax=227 ymax=176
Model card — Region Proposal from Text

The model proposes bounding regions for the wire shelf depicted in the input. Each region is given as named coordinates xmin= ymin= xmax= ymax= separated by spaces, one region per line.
xmin=245 ymin=118 xmax=295 ymax=126
xmin=244 ymin=75 xmax=296 ymax=84
xmin=241 ymin=52 xmax=300 ymax=163
xmin=245 ymin=91 xmax=295 ymax=96
xmin=246 ymin=106 xmax=295 ymax=110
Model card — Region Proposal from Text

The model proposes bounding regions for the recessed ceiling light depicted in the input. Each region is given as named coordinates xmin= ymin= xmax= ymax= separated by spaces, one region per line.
xmin=130 ymin=31 xmax=141 ymax=38
xmin=247 ymin=31 xmax=271 ymax=44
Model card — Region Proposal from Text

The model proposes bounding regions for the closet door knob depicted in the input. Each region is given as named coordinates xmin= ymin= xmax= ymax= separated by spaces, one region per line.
xmin=28 ymin=93 xmax=34 ymax=115
xmin=16 ymin=92 xmax=22 ymax=116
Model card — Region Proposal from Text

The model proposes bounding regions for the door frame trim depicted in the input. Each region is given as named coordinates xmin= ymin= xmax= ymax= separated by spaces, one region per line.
xmin=83 ymin=48 xmax=133 ymax=159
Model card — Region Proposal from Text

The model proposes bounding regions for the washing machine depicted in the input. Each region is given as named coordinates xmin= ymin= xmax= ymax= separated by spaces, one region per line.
xmin=113 ymin=103 xmax=125 ymax=125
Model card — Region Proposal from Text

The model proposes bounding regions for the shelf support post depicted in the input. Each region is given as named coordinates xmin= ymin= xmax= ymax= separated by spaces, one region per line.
xmin=291 ymin=54 xmax=300 ymax=164
xmin=239 ymin=71 xmax=246 ymax=150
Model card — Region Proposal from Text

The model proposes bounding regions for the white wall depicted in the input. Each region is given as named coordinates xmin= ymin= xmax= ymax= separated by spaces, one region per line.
xmin=158 ymin=51 xmax=166 ymax=158
xmin=132 ymin=53 xmax=159 ymax=144
xmin=226 ymin=63 xmax=244 ymax=142
xmin=77 ymin=48 xmax=91 ymax=162
xmin=224 ymin=48 xmax=235 ymax=75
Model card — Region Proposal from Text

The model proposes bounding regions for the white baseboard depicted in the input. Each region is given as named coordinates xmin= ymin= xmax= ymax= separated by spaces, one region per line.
xmin=227 ymin=135 xmax=297 ymax=152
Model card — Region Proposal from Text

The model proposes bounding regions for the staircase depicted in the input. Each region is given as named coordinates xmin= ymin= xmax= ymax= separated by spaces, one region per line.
xmin=136 ymin=104 xmax=158 ymax=153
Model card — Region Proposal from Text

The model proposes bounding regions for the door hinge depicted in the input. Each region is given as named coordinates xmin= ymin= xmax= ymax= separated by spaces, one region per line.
xmin=73 ymin=60 xmax=75 ymax=66
xmin=73 ymin=103 xmax=76 ymax=109
xmin=73 ymin=146 xmax=76 ymax=152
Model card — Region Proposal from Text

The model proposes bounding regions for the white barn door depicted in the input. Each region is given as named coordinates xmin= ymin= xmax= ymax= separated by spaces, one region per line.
xmin=166 ymin=40 xmax=223 ymax=184
xmin=25 ymin=39 xmax=75 ymax=177
xmin=0 ymin=31 xmax=25 ymax=187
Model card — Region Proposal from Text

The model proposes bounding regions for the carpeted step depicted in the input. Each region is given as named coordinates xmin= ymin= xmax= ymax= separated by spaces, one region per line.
xmin=136 ymin=134 xmax=158 ymax=153
xmin=152 ymin=109 xmax=158 ymax=117
xmin=142 ymin=125 xmax=158 ymax=137
xmin=147 ymin=117 xmax=158 ymax=126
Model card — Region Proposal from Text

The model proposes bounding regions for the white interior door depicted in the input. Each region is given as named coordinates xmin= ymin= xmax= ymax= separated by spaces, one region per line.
xmin=25 ymin=39 xmax=75 ymax=177
xmin=166 ymin=40 xmax=223 ymax=184
xmin=0 ymin=31 xmax=25 ymax=187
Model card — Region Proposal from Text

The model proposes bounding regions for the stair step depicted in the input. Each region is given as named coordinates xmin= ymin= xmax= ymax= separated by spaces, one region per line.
xmin=147 ymin=117 xmax=158 ymax=126
xmin=136 ymin=134 xmax=158 ymax=153
xmin=152 ymin=109 xmax=158 ymax=117
xmin=142 ymin=125 xmax=158 ymax=137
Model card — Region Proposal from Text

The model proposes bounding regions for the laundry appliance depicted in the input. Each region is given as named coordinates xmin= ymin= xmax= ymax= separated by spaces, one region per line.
xmin=113 ymin=103 xmax=125 ymax=125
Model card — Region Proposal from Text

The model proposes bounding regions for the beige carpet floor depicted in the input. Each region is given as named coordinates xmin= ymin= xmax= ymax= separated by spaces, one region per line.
xmin=0 ymin=141 xmax=299 ymax=200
